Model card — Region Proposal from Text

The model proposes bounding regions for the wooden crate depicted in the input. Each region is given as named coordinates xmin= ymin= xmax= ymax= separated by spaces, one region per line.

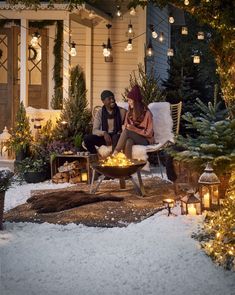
xmin=50 ymin=154 xmax=97 ymax=184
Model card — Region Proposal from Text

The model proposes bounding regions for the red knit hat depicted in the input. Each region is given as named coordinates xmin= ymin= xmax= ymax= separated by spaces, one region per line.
xmin=127 ymin=85 xmax=143 ymax=101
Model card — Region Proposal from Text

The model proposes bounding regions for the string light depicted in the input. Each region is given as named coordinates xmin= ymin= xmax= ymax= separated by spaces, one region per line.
xmin=70 ymin=42 xmax=77 ymax=57
xmin=193 ymin=55 xmax=200 ymax=63
xmin=181 ymin=26 xmax=188 ymax=35
xmin=149 ymin=24 xmax=158 ymax=39
xmin=159 ymin=32 xmax=164 ymax=42
xmin=169 ymin=14 xmax=175 ymax=24
xmin=184 ymin=0 xmax=190 ymax=5
xmin=126 ymin=21 xmax=135 ymax=37
xmin=88 ymin=10 xmax=95 ymax=19
xmin=129 ymin=7 xmax=136 ymax=16
xmin=167 ymin=48 xmax=174 ymax=56
xmin=124 ymin=39 xmax=133 ymax=51
xmin=116 ymin=5 xmax=122 ymax=17
xmin=146 ymin=39 xmax=154 ymax=57
xmin=197 ymin=31 xmax=205 ymax=40
xmin=30 ymin=31 xmax=40 ymax=47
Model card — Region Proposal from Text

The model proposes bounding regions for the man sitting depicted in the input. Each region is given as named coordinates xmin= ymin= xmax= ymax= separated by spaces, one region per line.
xmin=84 ymin=90 xmax=126 ymax=154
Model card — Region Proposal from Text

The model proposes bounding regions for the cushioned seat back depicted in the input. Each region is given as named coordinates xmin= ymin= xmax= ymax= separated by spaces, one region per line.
xmin=148 ymin=102 xmax=174 ymax=144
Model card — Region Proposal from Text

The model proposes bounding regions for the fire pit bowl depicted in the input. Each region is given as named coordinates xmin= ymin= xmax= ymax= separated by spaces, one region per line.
xmin=91 ymin=160 xmax=146 ymax=179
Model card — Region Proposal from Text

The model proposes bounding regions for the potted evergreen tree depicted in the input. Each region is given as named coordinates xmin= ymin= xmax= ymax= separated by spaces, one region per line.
xmin=7 ymin=102 xmax=33 ymax=161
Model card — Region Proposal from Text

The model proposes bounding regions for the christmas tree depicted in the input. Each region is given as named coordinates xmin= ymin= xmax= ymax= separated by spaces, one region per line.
xmin=53 ymin=65 xmax=92 ymax=146
xmin=170 ymin=97 xmax=235 ymax=175
xmin=8 ymin=102 xmax=33 ymax=154
xmin=123 ymin=64 xmax=165 ymax=105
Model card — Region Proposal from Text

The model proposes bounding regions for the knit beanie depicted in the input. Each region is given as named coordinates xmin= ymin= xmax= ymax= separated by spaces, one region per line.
xmin=101 ymin=90 xmax=114 ymax=100
xmin=127 ymin=85 xmax=143 ymax=101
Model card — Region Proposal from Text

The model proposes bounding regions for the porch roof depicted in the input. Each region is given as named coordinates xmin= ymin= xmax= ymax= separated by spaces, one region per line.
xmin=0 ymin=1 xmax=111 ymax=26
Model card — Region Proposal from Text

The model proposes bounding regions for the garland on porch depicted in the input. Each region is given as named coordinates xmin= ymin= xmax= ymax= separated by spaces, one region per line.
xmin=51 ymin=20 xmax=63 ymax=110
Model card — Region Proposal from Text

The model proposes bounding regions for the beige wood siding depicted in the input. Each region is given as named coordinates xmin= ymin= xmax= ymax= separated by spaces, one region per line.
xmin=70 ymin=20 xmax=86 ymax=71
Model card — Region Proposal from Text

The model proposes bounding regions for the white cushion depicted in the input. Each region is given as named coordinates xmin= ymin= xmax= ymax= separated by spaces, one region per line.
xmin=148 ymin=102 xmax=174 ymax=144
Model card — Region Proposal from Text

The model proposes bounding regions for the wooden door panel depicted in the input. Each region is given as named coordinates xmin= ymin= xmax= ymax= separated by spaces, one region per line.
xmin=28 ymin=28 xmax=48 ymax=109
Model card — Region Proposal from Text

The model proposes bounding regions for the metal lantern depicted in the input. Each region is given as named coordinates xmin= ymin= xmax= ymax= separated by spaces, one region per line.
xmin=198 ymin=163 xmax=220 ymax=209
xmin=163 ymin=198 xmax=175 ymax=216
xmin=181 ymin=190 xmax=202 ymax=215
xmin=0 ymin=127 xmax=11 ymax=160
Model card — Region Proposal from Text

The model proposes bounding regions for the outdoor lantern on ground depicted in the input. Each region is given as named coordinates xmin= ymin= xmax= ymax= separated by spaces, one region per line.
xmin=181 ymin=190 xmax=202 ymax=215
xmin=198 ymin=163 xmax=220 ymax=209
xmin=0 ymin=127 xmax=11 ymax=160
xmin=163 ymin=198 xmax=175 ymax=216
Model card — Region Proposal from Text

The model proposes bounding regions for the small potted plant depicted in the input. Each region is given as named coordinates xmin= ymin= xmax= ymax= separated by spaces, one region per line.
xmin=18 ymin=157 xmax=48 ymax=183
xmin=0 ymin=169 xmax=14 ymax=230
xmin=7 ymin=102 xmax=33 ymax=161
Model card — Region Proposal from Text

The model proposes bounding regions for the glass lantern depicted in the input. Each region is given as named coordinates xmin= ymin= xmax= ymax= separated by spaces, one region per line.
xmin=0 ymin=127 xmax=11 ymax=160
xmin=163 ymin=198 xmax=175 ymax=216
xmin=198 ymin=163 xmax=220 ymax=209
xmin=181 ymin=190 xmax=202 ymax=215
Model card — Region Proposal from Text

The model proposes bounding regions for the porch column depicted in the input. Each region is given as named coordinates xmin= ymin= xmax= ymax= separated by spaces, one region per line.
xmin=20 ymin=19 xmax=29 ymax=106
xmin=85 ymin=26 xmax=93 ymax=109
xmin=63 ymin=19 xmax=70 ymax=104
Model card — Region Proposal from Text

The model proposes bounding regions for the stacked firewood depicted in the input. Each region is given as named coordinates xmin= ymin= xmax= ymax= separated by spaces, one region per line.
xmin=52 ymin=161 xmax=82 ymax=184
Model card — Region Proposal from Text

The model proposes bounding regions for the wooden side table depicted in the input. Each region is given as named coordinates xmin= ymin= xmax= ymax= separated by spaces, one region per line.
xmin=50 ymin=154 xmax=97 ymax=184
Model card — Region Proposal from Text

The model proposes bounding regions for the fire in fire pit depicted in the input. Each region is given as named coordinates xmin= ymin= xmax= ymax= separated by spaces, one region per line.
xmin=101 ymin=152 xmax=133 ymax=167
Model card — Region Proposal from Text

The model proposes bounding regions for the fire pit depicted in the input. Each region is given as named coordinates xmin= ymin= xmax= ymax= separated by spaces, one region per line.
xmin=90 ymin=153 xmax=146 ymax=196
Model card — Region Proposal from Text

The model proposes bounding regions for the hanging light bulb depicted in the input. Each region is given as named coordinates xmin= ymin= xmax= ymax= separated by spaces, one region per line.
xmin=167 ymin=48 xmax=174 ymax=57
xmin=116 ymin=6 xmax=122 ymax=17
xmin=149 ymin=24 xmax=158 ymax=39
xmin=30 ymin=31 xmax=40 ymax=47
xmin=193 ymin=55 xmax=200 ymax=64
xmin=159 ymin=32 xmax=164 ymax=42
xmin=125 ymin=39 xmax=133 ymax=51
xmin=88 ymin=10 xmax=95 ymax=19
xmin=102 ymin=43 xmax=109 ymax=57
xmin=184 ymin=0 xmax=190 ymax=5
xmin=70 ymin=42 xmax=77 ymax=57
xmin=197 ymin=31 xmax=205 ymax=40
xmin=130 ymin=7 xmax=136 ymax=16
xmin=169 ymin=14 xmax=175 ymax=24
xmin=146 ymin=39 xmax=154 ymax=57
xmin=128 ymin=22 xmax=133 ymax=34
xmin=181 ymin=26 xmax=188 ymax=35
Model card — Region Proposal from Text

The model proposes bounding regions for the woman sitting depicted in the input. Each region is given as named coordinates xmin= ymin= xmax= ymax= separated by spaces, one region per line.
xmin=114 ymin=85 xmax=154 ymax=159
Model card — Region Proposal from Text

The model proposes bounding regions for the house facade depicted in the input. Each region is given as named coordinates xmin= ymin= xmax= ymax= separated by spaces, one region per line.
xmin=0 ymin=1 xmax=180 ymax=131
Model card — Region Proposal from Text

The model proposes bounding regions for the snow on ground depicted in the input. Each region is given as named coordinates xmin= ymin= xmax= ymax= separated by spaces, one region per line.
xmin=1 ymin=179 xmax=235 ymax=295
xmin=4 ymin=181 xmax=74 ymax=212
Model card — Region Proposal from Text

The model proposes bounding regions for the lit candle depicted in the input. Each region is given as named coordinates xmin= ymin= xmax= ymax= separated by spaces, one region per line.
xmin=188 ymin=205 xmax=197 ymax=215
xmin=203 ymin=192 xmax=210 ymax=208
xmin=81 ymin=171 xmax=88 ymax=182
